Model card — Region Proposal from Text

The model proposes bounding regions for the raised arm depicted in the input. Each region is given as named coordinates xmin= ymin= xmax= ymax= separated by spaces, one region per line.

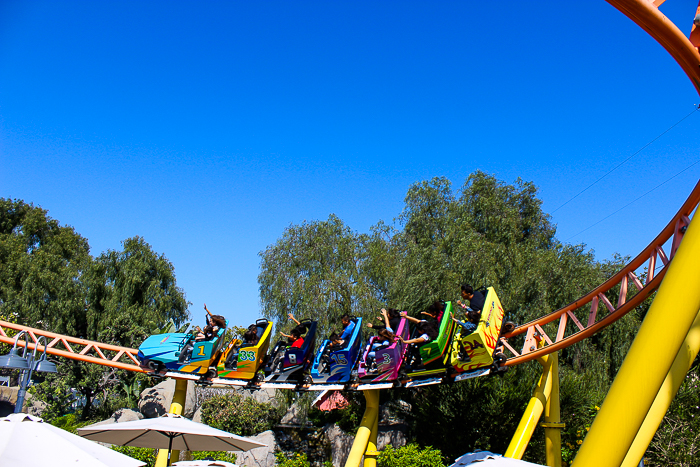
xmin=288 ymin=312 xmax=301 ymax=325
xmin=399 ymin=311 xmax=421 ymax=324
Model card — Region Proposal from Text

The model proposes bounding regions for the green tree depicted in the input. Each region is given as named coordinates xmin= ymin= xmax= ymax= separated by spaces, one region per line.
xmin=0 ymin=199 xmax=190 ymax=419
xmin=0 ymin=199 xmax=91 ymax=334
xmin=258 ymin=214 xmax=383 ymax=338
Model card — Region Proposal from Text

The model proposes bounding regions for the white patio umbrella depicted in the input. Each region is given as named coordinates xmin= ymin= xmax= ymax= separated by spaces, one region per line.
xmin=450 ymin=451 xmax=545 ymax=466
xmin=78 ymin=413 xmax=266 ymax=466
xmin=0 ymin=413 xmax=145 ymax=467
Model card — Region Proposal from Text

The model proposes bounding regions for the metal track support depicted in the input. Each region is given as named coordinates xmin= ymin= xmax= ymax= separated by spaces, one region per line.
xmin=155 ymin=379 xmax=189 ymax=467
xmin=620 ymin=307 xmax=700 ymax=467
xmin=574 ymin=213 xmax=700 ymax=467
xmin=345 ymin=389 xmax=380 ymax=467
xmin=505 ymin=349 xmax=560 ymax=464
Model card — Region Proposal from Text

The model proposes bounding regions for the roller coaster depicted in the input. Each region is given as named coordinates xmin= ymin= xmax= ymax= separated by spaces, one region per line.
xmin=2 ymin=1 xmax=700 ymax=467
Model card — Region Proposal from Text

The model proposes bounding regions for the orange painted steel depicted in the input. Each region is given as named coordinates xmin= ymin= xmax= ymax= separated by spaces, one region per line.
xmin=500 ymin=179 xmax=700 ymax=367
xmin=606 ymin=0 xmax=700 ymax=95
xmin=0 ymin=320 xmax=144 ymax=373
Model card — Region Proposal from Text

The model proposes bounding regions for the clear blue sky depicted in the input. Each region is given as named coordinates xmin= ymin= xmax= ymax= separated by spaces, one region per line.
xmin=2 ymin=1 xmax=699 ymax=327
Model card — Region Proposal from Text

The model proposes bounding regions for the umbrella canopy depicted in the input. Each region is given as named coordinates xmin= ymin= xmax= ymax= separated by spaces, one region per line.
xmin=450 ymin=451 xmax=545 ymax=466
xmin=78 ymin=413 xmax=267 ymax=452
xmin=0 ymin=413 xmax=146 ymax=467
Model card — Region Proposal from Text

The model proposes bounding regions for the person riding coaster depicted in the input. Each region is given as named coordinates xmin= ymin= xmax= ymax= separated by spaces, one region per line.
xmin=310 ymin=317 xmax=363 ymax=384
xmin=265 ymin=319 xmax=318 ymax=383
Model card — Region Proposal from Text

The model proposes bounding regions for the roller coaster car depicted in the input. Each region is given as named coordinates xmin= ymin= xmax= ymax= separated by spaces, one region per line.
xmin=137 ymin=322 xmax=228 ymax=376
xmin=310 ymin=318 xmax=363 ymax=383
xmin=357 ymin=317 xmax=410 ymax=382
xmin=404 ymin=302 xmax=457 ymax=378
xmin=265 ymin=320 xmax=318 ymax=383
xmin=216 ymin=319 xmax=273 ymax=381
xmin=449 ymin=286 xmax=506 ymax=373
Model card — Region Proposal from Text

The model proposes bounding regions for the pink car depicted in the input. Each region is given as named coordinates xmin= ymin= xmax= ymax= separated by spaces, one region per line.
xmin=357 ymin=317 xmax=410 ymax=382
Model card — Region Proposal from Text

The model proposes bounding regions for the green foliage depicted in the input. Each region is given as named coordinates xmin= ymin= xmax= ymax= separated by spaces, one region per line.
xmin=257 ymin=172 xmax=664 ymax=466
xmin=258 ymin=214 xmax=383 ymax=338
xmin=49 ymin=413 xmax=100 ymax=433
xmin=0 ymin=199 xmax=190 ymax=420
xmin=200 ymin=392 xmax=283 ymax=436
xmin=110 ymin=446 xmax=158 ymax=466
xmin=275 ymin=452 xmax=310 ymax=467
xmin=191 ymin=450 xmax=237 ymax=463
xmin=646 ymin=364 xmax=700 ymax=467
xmin=377 ymin=444 xmax=446 ymax=467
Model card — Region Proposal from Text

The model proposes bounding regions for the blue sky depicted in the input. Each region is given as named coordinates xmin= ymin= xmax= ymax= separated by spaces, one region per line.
xmin=2 ymin=1 xmax=699 ymax=328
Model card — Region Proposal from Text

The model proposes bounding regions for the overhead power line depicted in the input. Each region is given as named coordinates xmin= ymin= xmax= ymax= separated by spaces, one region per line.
xmin=565 ymin=158 xmax=700 ymax=242
xmin=552 ymin=105 xmax=700 ymax=214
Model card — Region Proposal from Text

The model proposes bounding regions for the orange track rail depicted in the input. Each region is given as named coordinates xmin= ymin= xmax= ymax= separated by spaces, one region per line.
xmin=500 ymin=179 xmax=700 ymax=366
xmin=0 ymin=322 xmax=144 ymax=373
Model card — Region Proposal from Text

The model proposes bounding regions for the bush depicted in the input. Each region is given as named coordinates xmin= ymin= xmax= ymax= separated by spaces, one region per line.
xmin=200 ymin=392 xmax=282 ymax=436
xmin=378 ymin=444 xmax=446 ymax=467
xmin=111 ymin=446 xmax=158 ymax=466
xmin=275 ymin=452 xmax=333 ymax=467
xmin=191 ymin=450 xmax=237 ymax=463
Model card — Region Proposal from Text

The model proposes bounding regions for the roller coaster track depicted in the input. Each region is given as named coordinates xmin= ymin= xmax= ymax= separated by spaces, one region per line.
xmin=2 ymin=0 xmax=700 ymax=392
xmin=1 ymin=178 xmax=699 ymax=389
xmin=500 ymin=179 xmax=700 ymax=366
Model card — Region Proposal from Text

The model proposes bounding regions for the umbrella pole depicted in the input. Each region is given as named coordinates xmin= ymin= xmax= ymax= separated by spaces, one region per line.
xmin=155 ymin=379 xmax=189 ymax=467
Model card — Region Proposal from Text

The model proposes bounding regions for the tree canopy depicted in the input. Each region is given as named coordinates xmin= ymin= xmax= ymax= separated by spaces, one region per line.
xmin=0 ymin=198 xmax=190 ymax=418
xmin=257 ymin=171 xmax=657 ymax=464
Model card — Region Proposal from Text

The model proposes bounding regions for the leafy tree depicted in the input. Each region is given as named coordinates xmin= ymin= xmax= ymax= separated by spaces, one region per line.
xmin=258 ymin=214 xmax=383 ymax=338
xmin=0 ymin=199 xmax=190 ymax=419
xmin=0 ymin=199 xmax=91 ymax=334
xmin=200 ymin=392 xmax=283 ymax=436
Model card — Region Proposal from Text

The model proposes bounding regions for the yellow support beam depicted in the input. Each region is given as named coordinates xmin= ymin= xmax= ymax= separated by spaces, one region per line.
xmin=542 ymin=352 xmax=563 ymax=467
xmin=505 ymin=351 xmax=556 ymax=460
xmin=345 ymin=389 xmax=380 ymax=467
xmin=574 ymin=214 xmax=700 ymax=467
xmin=620 ymin=307 xmax=700 ymax=467
xmin=155 ymin=379 xmax=189 ymax=467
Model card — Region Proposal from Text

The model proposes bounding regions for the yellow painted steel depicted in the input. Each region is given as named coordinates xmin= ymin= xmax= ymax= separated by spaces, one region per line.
xmin=450 ymin=287 xmax=506 ymax=372
xmin=542 ymin=352 xmax=562 ymax=467
xmin=155 ymin=379 xmax=189 ymax=467
xmin=345 ymin=389 xmax=380 ymax=467
xmin=620 ymin=307 xmax=700 ymax=467
xmin=574 ymin=214 xmax=700 ymax=467
xmin=505 ymin=351 xmax=555 ymax=459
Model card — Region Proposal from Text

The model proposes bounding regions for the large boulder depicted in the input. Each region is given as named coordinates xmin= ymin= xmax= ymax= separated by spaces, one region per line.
xmin=323 ymin=424 xmax=355 ymax=466
xmin=89 ymin=408 xmax=144 ymax=428
xmin=139 ymin=379 xmax=196 ymax=418
xmin=235 ymin=430 xmax=278 ymax=467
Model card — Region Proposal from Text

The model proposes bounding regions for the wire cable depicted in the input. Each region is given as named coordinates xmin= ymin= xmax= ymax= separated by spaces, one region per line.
xmin=565 ymin=158 xmax=700 ymax=242
xmin=552 ymin=105 xmax=700 ymax=214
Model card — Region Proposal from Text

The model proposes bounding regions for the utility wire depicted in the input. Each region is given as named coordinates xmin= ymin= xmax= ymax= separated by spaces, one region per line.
xmin=565 ymin=158 xmax=700 ymax=242
xmin=552 ymin=105 xmax=700 ymax=214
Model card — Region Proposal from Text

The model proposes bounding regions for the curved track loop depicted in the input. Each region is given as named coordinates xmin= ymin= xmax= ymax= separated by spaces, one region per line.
xmin=0 ymin=321 xmax=143 ymax=373
xmin=500 ymin=179 xmax=700 ymax=366
xmin=606 ymin=0 xmax=700 ymax=95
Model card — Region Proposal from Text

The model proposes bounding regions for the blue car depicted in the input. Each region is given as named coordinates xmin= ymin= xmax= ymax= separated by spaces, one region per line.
xmin=265 ymin=320 xmax=318 ymax=383
xmin=138 ymin=325 xmax=227 ymax=376
xmin=310 ymin=317 xmax=363 ymax=383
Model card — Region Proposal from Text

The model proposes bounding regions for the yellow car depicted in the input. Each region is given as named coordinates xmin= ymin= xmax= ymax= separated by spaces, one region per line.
xmin=216 ymin=319 xmax=273 ymax=381
xmin=449 ymin=287 xmax=506 ymax=373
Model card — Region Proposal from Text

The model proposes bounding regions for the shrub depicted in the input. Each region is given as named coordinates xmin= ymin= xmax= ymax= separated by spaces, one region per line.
xmin=377 ymin=444 xmax=446 ymax=467
xmin=111 ymin=446 xmax=158 ymax=466
xmin=200 ymin=392 xmax=282 ymax=436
